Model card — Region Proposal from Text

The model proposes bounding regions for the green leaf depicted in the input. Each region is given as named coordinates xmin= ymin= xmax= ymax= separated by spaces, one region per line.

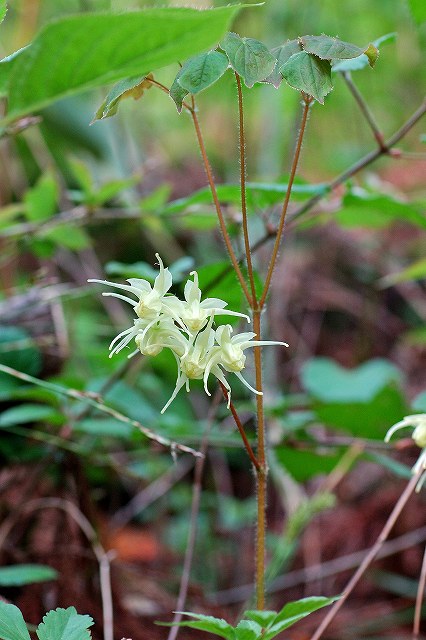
xmin=275 ymin=446 xmax=343 ymax=482
xmin=300 ymin=35 xmax=373 ymax=63
xmin=220 ymin=32 xmax=276 ymax=87
xmin=170 ymin=67 xmax=189 ymax=113
xmin=333 ymin=33 xmax=396 ymax=73
xmin=24 ymin=172 xmax=58 ymax=222
xmin=1 ymin=6 xmax=242 ymax=124
xmin=0 ymin=1 xmax=7 ymax=25
xmin=92 ymin=74 xmax=153 ymax=122
xmin=301 ymin=358 xmax=402 ymax=403
xmin=0 ymin=327 xmax=42 ymax=398
xmin=162 ymin=180 xmax=327 ymax=216
xmin=41 ymin=225 xmax=90 ymax=251
xmin=281 ymin=51 xmax=333 ymax=103
xmin=0 ymin=404 xmax=62 ymax=428
xmin=159 ymin=612 xmax=235 ymax=639
xmin=316 ymin=387 xmax=407 ymax=439
xmin=93 ymin=177 xmax=138 ymax=206
xmin=367 ymin=452 xmax=412 ymax=479
xmin=0 ymin=565 xmax=57 ymax=587
xmin=234 ymin=620 xmax=262 ymax=640
xmin=263 ymin=596 xmax=338 ymax=639
xmin=335 ymin=190 xmax=426 ymax=229
xmin=178 ymin=50 xmax=229 ymax=94
xmin=36 ymin=607 xmax=94 ymax=640
xmin=264 ymin=40 xmax=301 ymax=87
xmin=243 ymin=611 xmax=277 ymax=627
xmin=0 ymin=602 xmax=30 ymax=640
xmin=408 ymin=0 xmax=426 ymax=24
xmin=75 ymin=417 xmax=133 ymax=438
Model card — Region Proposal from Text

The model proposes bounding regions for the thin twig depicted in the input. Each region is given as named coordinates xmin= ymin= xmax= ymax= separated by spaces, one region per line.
xmin=288 ymin=97 xmax=426 ymax=226
xmin=235 ymin=72 xmax=257 ymax=305
xmin=190 ymin=100 xmax=253 ymax=306
xmin=218 ymin=382 xmax=260 ymax=471
xmin=0 ymin=363 xmax=202 ymax=458
xmin=342 ymin=71 xmax=386 ymax=149
xmin=413 ymin=545 xmax=426 ymax=639
xmin=260 ymin=95 xmax=311 ymax=308
xmin=310 ymin=468 xmax=424 ymax=640
xmin=167 ymin=390 xmax=221 ymax=640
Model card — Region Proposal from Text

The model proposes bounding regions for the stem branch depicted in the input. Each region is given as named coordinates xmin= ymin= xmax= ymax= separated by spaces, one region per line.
xmin=342 ymin=71 xmax=386 ymax=149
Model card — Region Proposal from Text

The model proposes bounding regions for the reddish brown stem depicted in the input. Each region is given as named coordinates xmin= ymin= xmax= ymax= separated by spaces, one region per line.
xmin=219 ymin=382 xmax=260 ymax=471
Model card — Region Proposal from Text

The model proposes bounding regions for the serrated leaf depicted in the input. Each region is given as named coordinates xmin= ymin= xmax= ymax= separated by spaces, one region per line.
xmin=263 ymin=597 xmax=338 ymax=639
xmin=178 ymin=50 xmax=228 ymax=94
xmin=332 ymin=33 xmax=396 ymax=73
xmin=36 ymin=607 xmax=93 ymax=640
xmin=92 ymin=74 xmax=153 ymax=122
xmin=220 ymin=32 xmax=276 ymax=87
xmin=243 ymin=611 xmax=277 ymax=627
xmin=0 ymin=1 xmax=7 ymax=25
xmin=0 ymin=564 xmax=57 ymax=587
xmin=0 ymin=602 xmax=30 ymax=640
xmin=0 ymin=404 xmax=62 ymax=428
xmin=301 ymin=35 xmax=365 ymax=60
xmin=234 ymin=620 xmax=262 ymax=640
xmin=24 ymin=172 xmax=58 ymax=222
xmin=408 ymin=0 xmax=426 ymax=25
xmin=263 ymin=40 xmax=300 ymax=87
xmin=281 ymin=51 xmax=333 ymax=103
xmin=0 ymin=6 xmax=242 ymax=125
xmin=158 ymin=612 xmax=234 ymax=639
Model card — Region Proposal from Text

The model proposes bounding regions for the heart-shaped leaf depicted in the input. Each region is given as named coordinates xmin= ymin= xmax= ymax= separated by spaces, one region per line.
xmin=178 ymin=50 xmax=229 ymax=94
xmin=220 ymin=32 xmax=277 ymax=87
xmin=281 ymin=51 xmax=333 ymax=103
xmin=301 ymin=358 xmax=402 ymax=403
xmin=263 ymin=39 xmax=301 ymax=87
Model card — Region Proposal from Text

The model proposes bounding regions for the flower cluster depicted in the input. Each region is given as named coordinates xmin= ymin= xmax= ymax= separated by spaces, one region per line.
xmin=89 ymin=255 xmax=288 ymax=413
xmin=385 ymin=413 xmax=426 ymax=492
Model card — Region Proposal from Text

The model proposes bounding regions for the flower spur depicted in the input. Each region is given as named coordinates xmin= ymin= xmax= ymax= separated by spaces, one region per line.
xmin=385 ymin=413 xmax=426 ymax=492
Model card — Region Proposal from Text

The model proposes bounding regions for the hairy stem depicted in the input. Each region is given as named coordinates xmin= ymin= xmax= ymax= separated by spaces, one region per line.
xmin=235 ymin=72 xmax=257 ymax=305
xmin=253 ymin=309 xmax=266 ymax=609
xmin=310 ymin=468 xmax=423 ymax=640
xmin=190 ymin=104 xmax=253 ymax=306
xmin=260 ymin=96 xmax=311 ymax=308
